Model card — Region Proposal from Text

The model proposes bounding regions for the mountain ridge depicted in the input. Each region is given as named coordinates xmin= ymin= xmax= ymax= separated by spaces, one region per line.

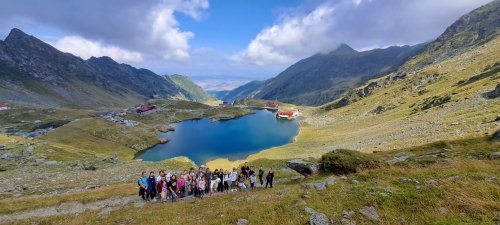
xmin=0 ymin=28 xmax=187 ymax=108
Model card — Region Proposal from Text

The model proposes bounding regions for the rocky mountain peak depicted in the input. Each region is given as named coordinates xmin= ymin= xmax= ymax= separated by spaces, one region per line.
xmin=330 ymin=43 xmax=358 ymax=55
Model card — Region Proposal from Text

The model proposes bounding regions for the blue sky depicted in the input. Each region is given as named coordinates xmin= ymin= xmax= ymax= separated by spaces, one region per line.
xmin=0 ymin=0 xmax=493 ymax=90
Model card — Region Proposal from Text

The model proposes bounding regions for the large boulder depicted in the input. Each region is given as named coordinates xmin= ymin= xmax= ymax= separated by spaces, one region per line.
xmin=309 ymin=212 xmax=331 ymax=225
xmin=485 ymin=84 xmax=500 ymax=98
xmin=287 ymin=159 xmax=321 ymax=176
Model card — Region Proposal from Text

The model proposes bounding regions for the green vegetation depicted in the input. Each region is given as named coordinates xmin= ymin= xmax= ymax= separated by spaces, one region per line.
xmin=320 ymin=149 xmax=379 ymax=174
xmin=166 ymin=74 xmax=215 ymax=102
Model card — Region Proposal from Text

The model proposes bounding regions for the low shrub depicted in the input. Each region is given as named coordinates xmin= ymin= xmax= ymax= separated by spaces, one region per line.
xmin=320 ymin=149 xmax=379 ymax=174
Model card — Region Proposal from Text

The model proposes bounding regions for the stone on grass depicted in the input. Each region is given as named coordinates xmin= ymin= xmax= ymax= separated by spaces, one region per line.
xmin=310 ymin=212 xmax=331 ymax=225
xmin=236 ymin=218 xmax=249 ymax=225
xmin=305 ymin=207 xmax=316 ymax=214
xmin=359 ymin=206 xmax=379 ymax=221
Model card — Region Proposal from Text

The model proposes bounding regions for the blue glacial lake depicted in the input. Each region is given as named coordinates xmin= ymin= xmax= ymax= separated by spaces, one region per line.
xmin=136 ymin=109 xmax=299 ymax=165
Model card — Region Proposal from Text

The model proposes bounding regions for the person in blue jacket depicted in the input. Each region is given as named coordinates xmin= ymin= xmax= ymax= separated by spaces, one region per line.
xmin=146 ymin=171 xmax=156 ymax=201
xmin=138 ymin=171 xmax=148 ymax=201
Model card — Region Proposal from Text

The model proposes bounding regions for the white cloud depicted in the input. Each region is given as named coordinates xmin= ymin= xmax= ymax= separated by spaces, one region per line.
xmin=231 ymin=3 xmax=338 ymax=65
xmin=232 ymin=0 xmax=493 ymax=66
xmin=0 ymin=0 xmax=209 ymax=62
xmin=53 ymin=36 xmax=143 ymax=63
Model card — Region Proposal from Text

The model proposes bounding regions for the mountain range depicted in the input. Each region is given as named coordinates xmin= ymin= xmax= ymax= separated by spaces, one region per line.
xmin=218 ymin=1 xmax=500 ymax=107
xmin=0 ymin=29 xmax=210 ymax=108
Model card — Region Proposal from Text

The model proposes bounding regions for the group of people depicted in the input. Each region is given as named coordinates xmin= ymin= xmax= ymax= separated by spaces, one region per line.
xmin=137 ymin=163 xmax=275 ymax=203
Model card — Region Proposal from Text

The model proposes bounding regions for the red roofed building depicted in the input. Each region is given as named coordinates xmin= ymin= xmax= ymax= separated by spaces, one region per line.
xmin=136 ymin=104 xmax=156 ymax=113
xmin=265 ymin=102 xmax=279 ymax=108
xmin=0 ymin=104 xmax=11 ymax=110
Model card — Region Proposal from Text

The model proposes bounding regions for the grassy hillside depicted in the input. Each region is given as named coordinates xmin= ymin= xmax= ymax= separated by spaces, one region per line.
xmin=1 ymin=137 xmax=498 ymax=224
xmin=167 ymin=74 xmax=215 ymax=103
xmin=205 ymin=35 xmax=499 ymax=170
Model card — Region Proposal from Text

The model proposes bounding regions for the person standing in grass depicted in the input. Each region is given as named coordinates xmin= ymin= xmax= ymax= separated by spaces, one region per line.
xmin=265 ymin=168 xmax=274 ymax=188
xmin=249 ymin=167 xmax=256 ymax=190
xmin=197 ymin=173 xmax=206 ymax=199
xmin=258 ymin=167 xmax=265 ymax=187
xmin=146 ymin=171 xmax=156 ymax=201
xmin=230 ymin=168 xmax=238 ymax=191
xmin=210 ymin=169 xmax=220 ymax=196
xmin=237 ymin=173 xmax=246 ymax=192
xmin=205 ymin=167 xmax=211 ymax=196
xmin=223 ymin=170 xmax=230 ymax=192
xmin=168 ymin=174 xmax=178 ymax=202
xmin=177 ymin=172 xmax=186 ymax=198
xmin=159 ymin=176 xmax=167 ymax=203
xmin=138 ymin=171 xmax=148 ymax=201
xmin=218 ymin=168 xmax=224 ymax=192
xmin=156 ymin=171 xmax=164 ymax=199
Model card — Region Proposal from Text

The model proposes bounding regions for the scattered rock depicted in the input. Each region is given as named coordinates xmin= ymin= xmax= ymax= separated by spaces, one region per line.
xmin=386 ymin=152 xmax=414 ymax=164
xmin=490 ymin=151 xmax=500 ymax=159
xmin=303 ymin=176 xmax=336 ymax=190
xmin=341 ymin=218 xmax=356 ymax=225
xmin=359 ymin=206 xmax=379 ymax=221
xmin=425 ymin=179 xmax=438 ymax=186
xmin=400 ymin=177 xmax=420 ymax=184
xmin=447 ymin=176 xmax=459 ymax=181
xmin=450 ymin=122 xmax=460 ymax=126
xmin=351 ymin=179 xmax=359 ymax=184
xmin=305 ymin=207 xmax=316 ymax=214
xmin=340 ymin=175 xmax=348 ymax=180
xmin=437 ymin=207 xmax=449 ymax=214
xmin=310 ymin=212 xmax=331 ymax=225
xmin=44 ymin=161 xmax=62 ymax=166
xmin=287 ymin=159 xmax=321 ymax=176
xmin=236 ymin=218 xmax=249 ymax=225
xmin=342 ymin=210 xmax=355 ymax=218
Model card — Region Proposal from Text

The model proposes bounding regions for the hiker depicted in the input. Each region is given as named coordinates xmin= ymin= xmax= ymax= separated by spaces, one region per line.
xmin=210 ymin=169 xmax=220 ymax=195
xmin=223 ymin=170 xmax=230 ymax=192
xmin=168 ymin=175 xmax=178 ymax=202
xmin=146 ymin=171 xmax=156 ymax=201
xmin=156 ymin=171 xmax=164 ymax=199
xmin=177 ymin=171 xmax=187 ymax=198
xmin=230 ymin=168 xmax=238 ymax=191
xmin=265 ymin=168 xmax=274 ymax=188
xmin=204 ymin=167 xmax=211 ymax=195
xmin=237 ymin=173 xmax=246 ymax=192
xmin=138 ymin=171 xmax=148 ymax=201
xmin=258 ymin=167 xmax=265 ymax=186
xmin=241 ymin=162 xmax=249 ymax=178
xmin=218 ymin=168 xmax=224 ymax=192
xmin=159 ymin=176 xmax=167 ymax=203
xmin=249 ymin=167 xmax=256 ymax=190
xmin=197 ymin=172 xmax=206 ymax=199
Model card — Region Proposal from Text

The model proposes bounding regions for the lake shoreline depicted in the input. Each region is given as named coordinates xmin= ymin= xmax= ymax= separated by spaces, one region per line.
xmin=134 ymin=107 xmax=302 ymax=166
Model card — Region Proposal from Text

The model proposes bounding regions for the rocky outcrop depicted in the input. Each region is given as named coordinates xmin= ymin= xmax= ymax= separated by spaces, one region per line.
xmin=485 ymin=84 xmax=500 ymax=99
xmin=303 ymin=176 xmax=336 ymax=190
xmin=287 ymin=159 xmax=321 ymax=176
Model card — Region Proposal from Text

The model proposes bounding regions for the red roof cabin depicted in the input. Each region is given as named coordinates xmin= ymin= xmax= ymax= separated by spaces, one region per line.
xmin=265 ymin=102 xmax=279 ymax=108
xmin=0 ymin=104 xmax=11 ymax=110
xmin=136 ymin=104 xmax=156 ymax=113
xmin=276 ymin=111 xmax=295 ymax=120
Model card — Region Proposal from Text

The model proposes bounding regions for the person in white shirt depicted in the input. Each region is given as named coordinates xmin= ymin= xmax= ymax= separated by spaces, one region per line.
xmin=230 ymin=168 xmax=238 ymax=191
